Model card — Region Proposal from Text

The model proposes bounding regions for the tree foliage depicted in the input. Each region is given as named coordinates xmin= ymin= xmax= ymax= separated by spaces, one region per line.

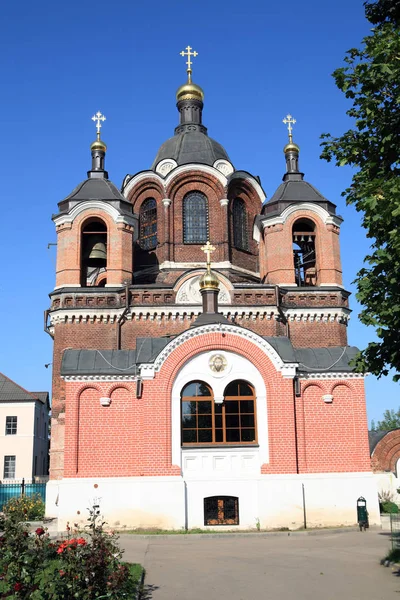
xmin=371 ymin=407 xmax=400 ymax=430
xmin=320 ymin=0 xmax=400 ymax=380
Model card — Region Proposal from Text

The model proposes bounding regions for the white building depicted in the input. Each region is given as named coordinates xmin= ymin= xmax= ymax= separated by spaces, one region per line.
xmin=0 ymin=372 xmax=50 ymax=481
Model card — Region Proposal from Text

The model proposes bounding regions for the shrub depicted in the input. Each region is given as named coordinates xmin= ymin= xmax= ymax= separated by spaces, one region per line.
xmin=3 ymin=493 xmax=45 ymax=522
xmin=0 ymin=504 xmax=141 ymax=599
xmin=381 ymin=501 xmax=399 ymax=514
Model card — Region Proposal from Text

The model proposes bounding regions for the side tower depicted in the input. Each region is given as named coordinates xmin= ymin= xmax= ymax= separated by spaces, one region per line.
xmin=258 ymin=116 xmax=349 ymax=347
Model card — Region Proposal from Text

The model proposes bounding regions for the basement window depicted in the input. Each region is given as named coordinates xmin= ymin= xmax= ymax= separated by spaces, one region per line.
xmin=204 ymin=496 xmax=239 ymax=526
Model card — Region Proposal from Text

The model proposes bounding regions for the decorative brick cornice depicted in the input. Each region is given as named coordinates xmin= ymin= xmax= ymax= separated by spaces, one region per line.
xmin=300 ymin=372 xmax=364 ymax=380
xmin=261 ymin=203 xmax=343 ymax=229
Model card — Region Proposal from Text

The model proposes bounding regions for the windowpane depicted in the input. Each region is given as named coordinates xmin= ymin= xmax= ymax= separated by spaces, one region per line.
xmin=239 ymin=382 xmax=253 ymax=396
xmin=233 ymin=198 xmax=249 ymax=251
xmin=224 ymin=381 xmax=238 ymax=396
xmin=197 ymin=382 xmax=212 ymax=396
xmin=182 ymin=382 xmax=197 ymax=397
xmin=5 ymin=416 xmax=17 ymax=435
xmin=198 ymin=429 xmax=212 ymax=443
xmin=226 ymin=415 xmax=239 ymax=428
xmin=4 ymin=455 xmax=16 ymax=479
xmin=240 ymin=400 xmax=255 ymax=414
xmin=225 ymin=400 xmax=239 ymax=413
xmin=182 ymin=415 xmax=196 ymax=428
xmin=215 ymin=429 xmax=223 ymax=442
xmin=197 ymin=401 xmax=212 ymax=414
xmin=182 ymin=401 xmax=196 ymax=415
xmin=198 ymin=415 xmax=212 ymax=429
xmin=204 ymin=496 xmax=239 ymax=526
xmin=241 ymin=414 xmax=255 ymax=428
xmin=215 ymin=415 xmax=222 ymax=428
xmin=182 ymin=430 xmax=197 ymax=443
xmin=226 ymin=429 xmax=240 ymax=442
xmin=139 ymin=198 xmax=157 ymax=250
xmin=241 ymin=429 xmax=256 ymax=442
xmin=183 ymin=191 xmax=208 ymax=243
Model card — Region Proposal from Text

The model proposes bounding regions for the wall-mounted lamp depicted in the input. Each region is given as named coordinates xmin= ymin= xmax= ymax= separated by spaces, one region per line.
xmin=322 ymin=394 xmax=333 ymax=403
xmin=100 ymin=397 xmax=111 ymax=407
xmin=136 ymin=378 xmax=143 ymax=399
xmin=294 ymin=377 xmax=301 ymax=397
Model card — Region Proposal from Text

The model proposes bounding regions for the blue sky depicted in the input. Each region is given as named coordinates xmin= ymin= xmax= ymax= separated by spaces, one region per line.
xmin=0 ymin=0 xmax=397 ymax=423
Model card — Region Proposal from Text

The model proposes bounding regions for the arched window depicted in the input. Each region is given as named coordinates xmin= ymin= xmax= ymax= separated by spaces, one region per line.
xmin=139 ymin=198 xmax=157 ymax=250
xmin=81 ymin=219 xmax=107 ymax=287
xmin=292 ymin=218 xmax=316 ymax=286
xmin=181 ymin=379 xmax=256 ymax=445
xmin=232 ymin=198 xmax=249 ymax=251
xmin=183 ymin=191 xmax=208 ymax=244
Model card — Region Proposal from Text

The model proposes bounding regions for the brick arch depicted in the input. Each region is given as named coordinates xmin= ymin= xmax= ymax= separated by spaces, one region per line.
xmin=371 ymin=430 xmax=400 ymax=474
xmin=144 ymin=330 xmax=297 ymax=474
xmin=126 ymin=177 xmax=165 ymax=207
xmin=330 ymin=381 xmax=356 ymax=395
xmin=166 ymin=170 xmax=224 ymax=200
xmin=301 ymin=381 xmax=327 ymax=395
xmin=106 ymin=383 xmax=132 ymax=397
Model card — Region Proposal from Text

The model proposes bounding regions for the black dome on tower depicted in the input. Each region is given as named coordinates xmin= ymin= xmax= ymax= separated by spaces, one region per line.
xmin=152 ymin=47 xmax=231 ymax=170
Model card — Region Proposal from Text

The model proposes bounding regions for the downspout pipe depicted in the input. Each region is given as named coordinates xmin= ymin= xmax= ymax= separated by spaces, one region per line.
xmin=117 ymin=283 xmax=130 ymax=350
xmin=275 ymin=285 xmax=289 ymax=338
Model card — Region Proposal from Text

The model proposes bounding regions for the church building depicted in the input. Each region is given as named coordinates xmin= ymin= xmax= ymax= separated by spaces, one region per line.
xmin=46 ymin=48 xmax=380 ymax=530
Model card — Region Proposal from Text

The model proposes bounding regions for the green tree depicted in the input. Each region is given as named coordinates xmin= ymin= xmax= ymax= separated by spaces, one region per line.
xmin=320 ymin=0 xmax=400 ymax=380
xmin=371 ymin=407 xmax=400 ymax=430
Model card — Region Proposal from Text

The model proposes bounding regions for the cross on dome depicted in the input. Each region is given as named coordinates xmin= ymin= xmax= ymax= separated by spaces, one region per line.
xmin=283 ymin=114 xmax=296 ymax=143
xmin=201 ymin=241 xmax=216 ymax=270
xmin=92 ymin=111 xmax=106 ymax=140
xmin=180 ymin=45 xmax=198 ymax=83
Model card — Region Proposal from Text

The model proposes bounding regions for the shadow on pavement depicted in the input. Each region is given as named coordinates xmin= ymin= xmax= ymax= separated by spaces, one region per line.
xmin=140 ymin=583 xmax=159 ymax=599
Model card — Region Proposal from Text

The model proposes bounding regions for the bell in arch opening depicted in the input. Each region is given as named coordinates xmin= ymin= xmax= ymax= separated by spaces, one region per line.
xmin=81 ymin=220 xmax=108 ymax=287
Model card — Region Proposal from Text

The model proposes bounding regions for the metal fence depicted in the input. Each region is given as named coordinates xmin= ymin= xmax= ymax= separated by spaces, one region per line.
xmin=390 ymin=514 xmax=400 ymax=551
xmin=0 ymin=479 xmax=47 ymax=511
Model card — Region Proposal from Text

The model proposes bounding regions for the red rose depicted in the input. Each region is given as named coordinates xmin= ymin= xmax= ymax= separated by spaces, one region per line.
xmin=59 ymin=570 xmax=66 ymax=577
xmin=14 ymin=582 xmax=23 ymax=591
xmin=35 ymin=527 xmax=45 ymax=536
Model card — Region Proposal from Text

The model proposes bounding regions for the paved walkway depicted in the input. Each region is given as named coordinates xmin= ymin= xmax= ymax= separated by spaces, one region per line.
xmin=120 ymin=530 xmax=400 ymax=599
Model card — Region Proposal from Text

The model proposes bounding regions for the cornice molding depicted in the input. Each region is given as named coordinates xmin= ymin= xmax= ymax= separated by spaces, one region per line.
xmin=261 ymin=203 xmax=343 ymax=229
xmin=53 ymin=200 xmax=137 ymax=227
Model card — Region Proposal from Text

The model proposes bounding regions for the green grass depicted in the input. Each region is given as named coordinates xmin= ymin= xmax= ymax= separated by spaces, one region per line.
xmin=385 ymin=548 xmax=400 ymax=563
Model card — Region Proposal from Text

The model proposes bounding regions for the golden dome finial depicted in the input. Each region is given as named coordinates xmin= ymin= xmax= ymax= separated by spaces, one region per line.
xmin=282 ymin=114 xmax=300 ymax=153
xmin=177 ymin=45 xmax=204 ymax=102
xmin=90 ymin=111 xmax=107 ymax=152
xmin=199 ymin=241 xmax=219 ymax=290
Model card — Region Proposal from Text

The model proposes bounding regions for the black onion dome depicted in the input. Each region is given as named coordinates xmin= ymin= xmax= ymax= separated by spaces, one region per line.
xmin=152 ymin=131 xmax=230 ymax=169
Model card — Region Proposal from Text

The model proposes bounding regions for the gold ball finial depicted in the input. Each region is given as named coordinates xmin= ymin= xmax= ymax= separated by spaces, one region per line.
xmin=199 ymin=241 xmax=220 ymax=290
xmin=177 ymin=45 xmax=204 ymax=102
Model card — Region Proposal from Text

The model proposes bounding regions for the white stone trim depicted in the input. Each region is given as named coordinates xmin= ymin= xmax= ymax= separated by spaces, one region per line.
xmin=63 ymin=375 xmax=136 ymax=382
xmin=282 ymin=307 xmax=351 ymax=323
xmin=162 ymin=198 xmax=172 ymax=207
xmin=122 ymin=171 xmax=166 ymax=196
xmin=213 ymin=159 xmax=234 ymax=176
xmin=152 ymin=323 xmax=297 ymax=378
xmin=228 ymin=172 xmax=266 ymax=204
xmin=261 ymin=203 xmax=343 ymax=229
xmin=159 ymin=260 xmax=260 ymax=278
xmin=220 ymin=198 xmax=229 ymax=207
xmin=155 ymin=159 xmax=178 ymax=176
xmin=53 ymin=201 xmax=137 ymax=227
xmin=171 ymin=350 xmax=268 ymax=467
xmin=300 ymin=372 xmax=364 ymax=380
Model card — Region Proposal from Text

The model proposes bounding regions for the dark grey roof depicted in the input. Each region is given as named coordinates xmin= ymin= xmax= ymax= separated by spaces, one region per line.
xmin=31 ymin=392 xmax=50 ymax=406
xmin=152 ymin=131 xmax=230 ymax=170
xmin=268 ymin=180 xmax=327 ymax=205
xmin=190 ymin=312 xmax=232 ymax=328
xmin=61 ymin=178 xmax=126 ymax=202
xmin=61 ymin=350 xmax=137 ymax=376
xmin=368 ymin=430 xmax=391 ymax=455
xmin=294 ymin=346 xmax=359 ymax=373
xmin=263 ymin=340 xmax=359 ymax=373
xmin=0 ymin=373 xmax=47 ymax=403
xmin=135 ymin=337 xmax=171 ymax=363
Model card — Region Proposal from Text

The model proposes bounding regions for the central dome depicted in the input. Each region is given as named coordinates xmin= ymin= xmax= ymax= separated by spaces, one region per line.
xmin=152 ymin=130 xmax=230 ymax=170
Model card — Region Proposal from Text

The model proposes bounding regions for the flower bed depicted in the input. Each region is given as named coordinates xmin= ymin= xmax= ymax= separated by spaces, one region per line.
xmin=0 ymin=506 xmax=142 ymax=599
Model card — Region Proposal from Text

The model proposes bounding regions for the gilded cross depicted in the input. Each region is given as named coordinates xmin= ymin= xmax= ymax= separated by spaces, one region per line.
xmin=92 ymin=111 xmax=106 ymax=138
xmin=283 ymin=114 xmax=296 ymax=142
xmin=180 ymin=45 xmax=198 ymax=82
xmin=201 ymin=241 xmax=216 ymax=268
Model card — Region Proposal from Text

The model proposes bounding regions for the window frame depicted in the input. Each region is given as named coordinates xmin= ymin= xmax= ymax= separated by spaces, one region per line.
xmin=5 ymin=416 xmax=17 ymax=435
xmin=181 ymin=380 xmax=257 ymax=446
xmin=4 ymin=455 xmax=16 ymax=479
xmin=204 ymin=496 xmax=239 ymax=526
xmin=183 ymin=191 xmax=209 ymax=244
xmin=232 ymin=197 xmax=250 ymax=252
xmin=139 ymin=198 xmax=158 ymax=250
